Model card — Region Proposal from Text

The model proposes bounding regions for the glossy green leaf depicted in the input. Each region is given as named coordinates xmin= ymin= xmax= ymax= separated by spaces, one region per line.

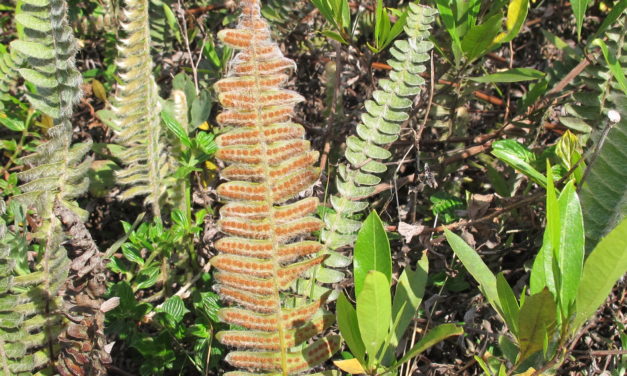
xmin=573 ymin=219 xmax=627 ymax=332
xmin=445 ymin=229 xmax=501 ymax=313
xmin=159 ymin=295 xmax=189 ymax=323
xmin=391 ymin=324 xmax=463 ymax=370
xmin=354 ymin=211 xmax=392 ymax=297
xmin=555 ymin=181 xmax=585 ymax=319
xmin=357 ymin=271 xmax=391 ymax=365
xmin=517 ymin=289 xmax=556 ymax=363
xmin=135 ymin=266 xmax=160 ymax=290
xmin=337 ymin=292 xmax=366 ymax=362
xmin=470 ymin=68 xmax=544 ymax=83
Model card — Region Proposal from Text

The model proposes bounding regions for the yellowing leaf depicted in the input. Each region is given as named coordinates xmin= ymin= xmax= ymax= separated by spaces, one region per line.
xmin=204 ymin=160 xmax=218 ymax=171
xmin=92 ymin=79 xmax=107 ymax=102
xmin=493 ymin=0 xmax=529 ymax=44
xmin=198 ymin=121 xmax=210 ymax=130
xmin=516 ymin=367 xmax=545 ymax=376
xmin=333 ymin=358 xmax=366 ymax=374
xmin=38 ymin=114 xmax=54 ymax=129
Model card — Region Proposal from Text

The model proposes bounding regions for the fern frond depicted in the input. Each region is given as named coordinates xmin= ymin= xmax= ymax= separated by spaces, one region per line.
xmin=577 ymin=17 xmax=627 ymax=250
xmin=0 ymin=212 xmax=70 ymax=375
xmin=212 ymin=1 xmax=340 ymax=374
xmin=313 ymin=4 xmax=437 ymax=297
xmin=0 ymin=48 xmax=24 ymax=102
xmin=11 ymin=0 xmax=91 ymax=220
xmin=112 ymin=0 xmax=170 ymax=218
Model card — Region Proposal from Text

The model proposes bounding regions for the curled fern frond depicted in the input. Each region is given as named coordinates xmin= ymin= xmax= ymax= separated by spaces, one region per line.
xmin=112 ymin=0 xmax=170 ymax=218
xmin=314 ymin=4 xmax=437 ymax=294
xmin=211 ymin=1 xmax=340 ymax=374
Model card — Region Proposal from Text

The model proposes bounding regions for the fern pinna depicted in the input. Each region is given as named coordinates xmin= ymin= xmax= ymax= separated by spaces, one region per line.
xmin=211 ymin=0 xmax=340 ymax=374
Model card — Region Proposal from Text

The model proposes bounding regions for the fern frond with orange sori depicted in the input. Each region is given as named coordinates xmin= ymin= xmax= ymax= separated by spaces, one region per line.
xmin=211 ymin=1 xmax=341 ymax=375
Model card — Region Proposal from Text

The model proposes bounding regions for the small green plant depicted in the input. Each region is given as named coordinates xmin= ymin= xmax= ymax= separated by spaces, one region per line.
xmin=445 ymin=166 xmax=627 ymax=374
xmin=335 ymin=211 xmax=462 ymax=375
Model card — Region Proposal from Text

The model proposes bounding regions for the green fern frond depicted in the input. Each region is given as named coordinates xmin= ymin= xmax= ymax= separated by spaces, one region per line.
xmin=211 ymin=1 xmax=341 ymax=374
xmin=0 ymin=49 xmax=24 ymax=103
xmin=11 ymin=0 xmax=91 ymax=220
xmin=0 ymin=207 xmax=70 ymax=375
xmin=577 ymin=17 xmax=627 ymax=250
xmin=313 ymin=4 xmax=437 ymax=297
xmin=112 ymin=0 xmax=170 ymax=218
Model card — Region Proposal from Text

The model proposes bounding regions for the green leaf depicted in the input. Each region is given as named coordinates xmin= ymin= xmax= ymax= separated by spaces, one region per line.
xmin=461 ymin=14 xmax=501 ymax=62
xmin=573 ymin=219 xmax=627 ymax=332
xmin=588 ymin=0 xmax=627 ymax=42
xmin=592 ymin=39 xmax=627 ymax=96
xmin=0 ymin=114 xmax=25 ymax=132
xmin=385 ymin=253 xmax=429 ymax=363
xmin=517 ymin=289 xmax=557 ymax=364
xmin=161 ymin=110 xmax=192 ymax=149
xmin=470 ymin=68 xmax=544 ymax=83
xmin=555 ymin=181 xmax=585 ymax=319
xmin=496 ymin=273 xmax=520 ymax=336
xmin=445 ymin=229 xmax=501 ymax=314
xmin=435 ymin=0 xmax=463 ymax=65
xmin=493 ymin=0 xmax=529 ymax=44
xmin=353 ymin=211 xmax=392 ymax=297
xmin=356 ymin=271 xmax=391 ymax=365
xmin=337 ymin=292 xmax=366 ymax=362
xmin=491 ymin=140 xmax=547 ymax=187
xmin=122 ymin=244 xmax=144 ymax=266
xmin=570 ymin=0 xmax=590 ymax=40
xmin=135 ymin=266 xmax=160 ymax=290
xmin=159 ymin=295 xmax=189 ymax=323
xmin=391 ymin=324 xmax=463 ymax=369
xmin=321 ymin=30 xmax=347 ymax=44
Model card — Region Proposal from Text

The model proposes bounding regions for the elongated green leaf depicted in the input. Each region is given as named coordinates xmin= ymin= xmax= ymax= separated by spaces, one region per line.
xmin=337 ymin=292 xmax=366 ymax=362
xmin=592 ymin=39 xmax=627 ymax=96
xmin=384 ymin=253 xmax=428 ymax=363
xmin=435 ymin=0 xmax=463 ymax=65
xmin=496 ymin=273 xmax=520 ymax=336
xmin=445 ymin=229 xmax=501 ymax=313
xmin=588 ymin=0 xmax=627 ymax=42
xmin=391 ymin=324 xmax=463 ymax=369
xmin=491 ymin=140 xmax=547 ymax=187
xmin=354 ymin=211 xmax=392 ymax=297
xmin=357 ymin=271 xmax=391 ymax=364
xmin=571 ymin=0 xmax=590 ymax=40
xmin=470 ymin=68 xmax=544 ymax=83
xmin=517 ymin=289 xmax=556 ymax=364
xmin=573 ymin=219 xmax=627 ymax=332
xmin=555 ymin=181 xmax=584 ymax=319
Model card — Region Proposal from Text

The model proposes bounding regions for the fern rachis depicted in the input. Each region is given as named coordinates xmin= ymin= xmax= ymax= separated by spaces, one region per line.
xmin=211 ymin=1 xmax=340 ymax=374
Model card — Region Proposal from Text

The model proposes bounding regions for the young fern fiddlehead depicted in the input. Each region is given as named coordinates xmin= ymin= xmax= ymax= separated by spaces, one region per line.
xmin=112 ymin=0 xmax=170 ymax=218
xmin=312 ymin=4 xmax=437 ymax=295
xmin=211 ymin=1 xmax=340 ymax=373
